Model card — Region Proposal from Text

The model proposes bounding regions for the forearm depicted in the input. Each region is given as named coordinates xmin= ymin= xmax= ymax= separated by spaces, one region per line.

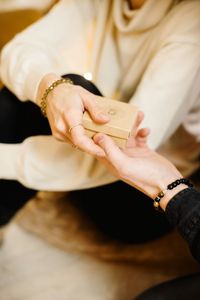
xmin=0 ymin=42 xmax=57 ymax=102
xmin=0 ymin=136 xmax=116 ymax=190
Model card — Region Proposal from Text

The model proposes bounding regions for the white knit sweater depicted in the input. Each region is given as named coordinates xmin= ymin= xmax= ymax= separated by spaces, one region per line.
xmin=0 ymin=0 xmax=200 ymax=190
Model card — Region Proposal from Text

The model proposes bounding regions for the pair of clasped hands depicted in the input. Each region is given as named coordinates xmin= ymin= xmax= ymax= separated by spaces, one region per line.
xmin=37 ymin=74 xmax=183 ymax=209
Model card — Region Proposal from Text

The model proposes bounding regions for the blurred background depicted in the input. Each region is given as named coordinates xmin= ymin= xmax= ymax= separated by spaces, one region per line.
xmin=0 ymin=0 xmax=56 ymax=88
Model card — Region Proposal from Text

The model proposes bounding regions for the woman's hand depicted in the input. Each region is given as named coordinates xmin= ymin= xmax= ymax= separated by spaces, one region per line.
xmin=93 ymin=112 xmax=184 ymax=209
xmin=36 ymin=73 xmax=109 ymax=156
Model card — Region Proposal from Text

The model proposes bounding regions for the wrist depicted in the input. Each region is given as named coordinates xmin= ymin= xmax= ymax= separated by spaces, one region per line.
xmin=36 ymin=74 xmax=73 ymax=117
xmin=153 ymin=178 xmax=193 ymax=212
xmin=36 ymin=73 xmax=60 ymax=107
xmin=159 ymin=185 xmax=188 ymax=211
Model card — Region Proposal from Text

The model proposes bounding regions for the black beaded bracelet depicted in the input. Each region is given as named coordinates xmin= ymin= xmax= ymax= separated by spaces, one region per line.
xmin=153 ymin=178 xmax=193 ymax=211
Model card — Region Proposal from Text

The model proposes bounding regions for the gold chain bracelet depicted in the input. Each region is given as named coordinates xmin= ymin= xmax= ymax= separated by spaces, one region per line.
xmin=40 ymin=77 xmax=73 ymax=117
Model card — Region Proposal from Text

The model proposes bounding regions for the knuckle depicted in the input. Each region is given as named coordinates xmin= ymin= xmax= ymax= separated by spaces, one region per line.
xmin=74 ymin=136 xmax=85 ymax=147
xmin=54 ymin=120 xmax=65 ymax=132
xmin=106 ymin=148 xmax=113 ymax=158
xmin=64 ymin=109 xmax=75 ymax=120
xmin=89 ymin=97 xmax=98 ymax=106
xmin=89 ymin=103 xmax=102 ymax=115
xmin=72 ymin=85 xmax=85 ymax=97
xmin=53 ymin=131 xmax=63 ymax=141
xmin=90 ymin=101 xmax=98 ymax=110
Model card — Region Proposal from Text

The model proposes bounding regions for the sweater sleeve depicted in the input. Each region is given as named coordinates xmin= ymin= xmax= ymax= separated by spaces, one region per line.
xmin=165 ymin=188 xmax=200 ymax=263
xmin=130 ymin=42 xmax=200 ymax=150
xmin=0 ymin=0 xmax=96 ymax=102
xmin=0 ymin=135 xmax=117 ymax=191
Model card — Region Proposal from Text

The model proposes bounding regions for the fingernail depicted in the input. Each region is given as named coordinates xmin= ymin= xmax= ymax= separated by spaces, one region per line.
xmin=94 ymin=134 xmax=104 ymax=143
xmin=99 ymin=113 xmax=109 ymax=121
xmin=96 ymin=151 xmax=105 ymax=157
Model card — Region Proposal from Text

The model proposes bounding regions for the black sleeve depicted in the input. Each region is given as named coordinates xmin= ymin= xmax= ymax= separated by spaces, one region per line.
xmin=165 ymin=188 xmax=200 ymax=263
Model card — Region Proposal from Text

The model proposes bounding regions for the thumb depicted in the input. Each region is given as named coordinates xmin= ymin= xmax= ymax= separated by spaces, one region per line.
xmin=83 ymin=93 xmax=109 ymax=124
xmin=93 ymin=133 xmax=125 ymax=165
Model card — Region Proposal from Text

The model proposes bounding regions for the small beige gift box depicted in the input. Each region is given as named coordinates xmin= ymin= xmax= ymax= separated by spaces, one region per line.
xmin=83 ymin=96 xmax=138 ymax=148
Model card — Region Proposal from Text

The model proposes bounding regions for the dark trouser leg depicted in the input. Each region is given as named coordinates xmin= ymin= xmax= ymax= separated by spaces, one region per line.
xmin=70 ymin=181 xmax=171 ymax=243
xmin=0 ymin=87 xmax=51 ymax=226
xmin=135 ymin=272 xmax=200 ymax=300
